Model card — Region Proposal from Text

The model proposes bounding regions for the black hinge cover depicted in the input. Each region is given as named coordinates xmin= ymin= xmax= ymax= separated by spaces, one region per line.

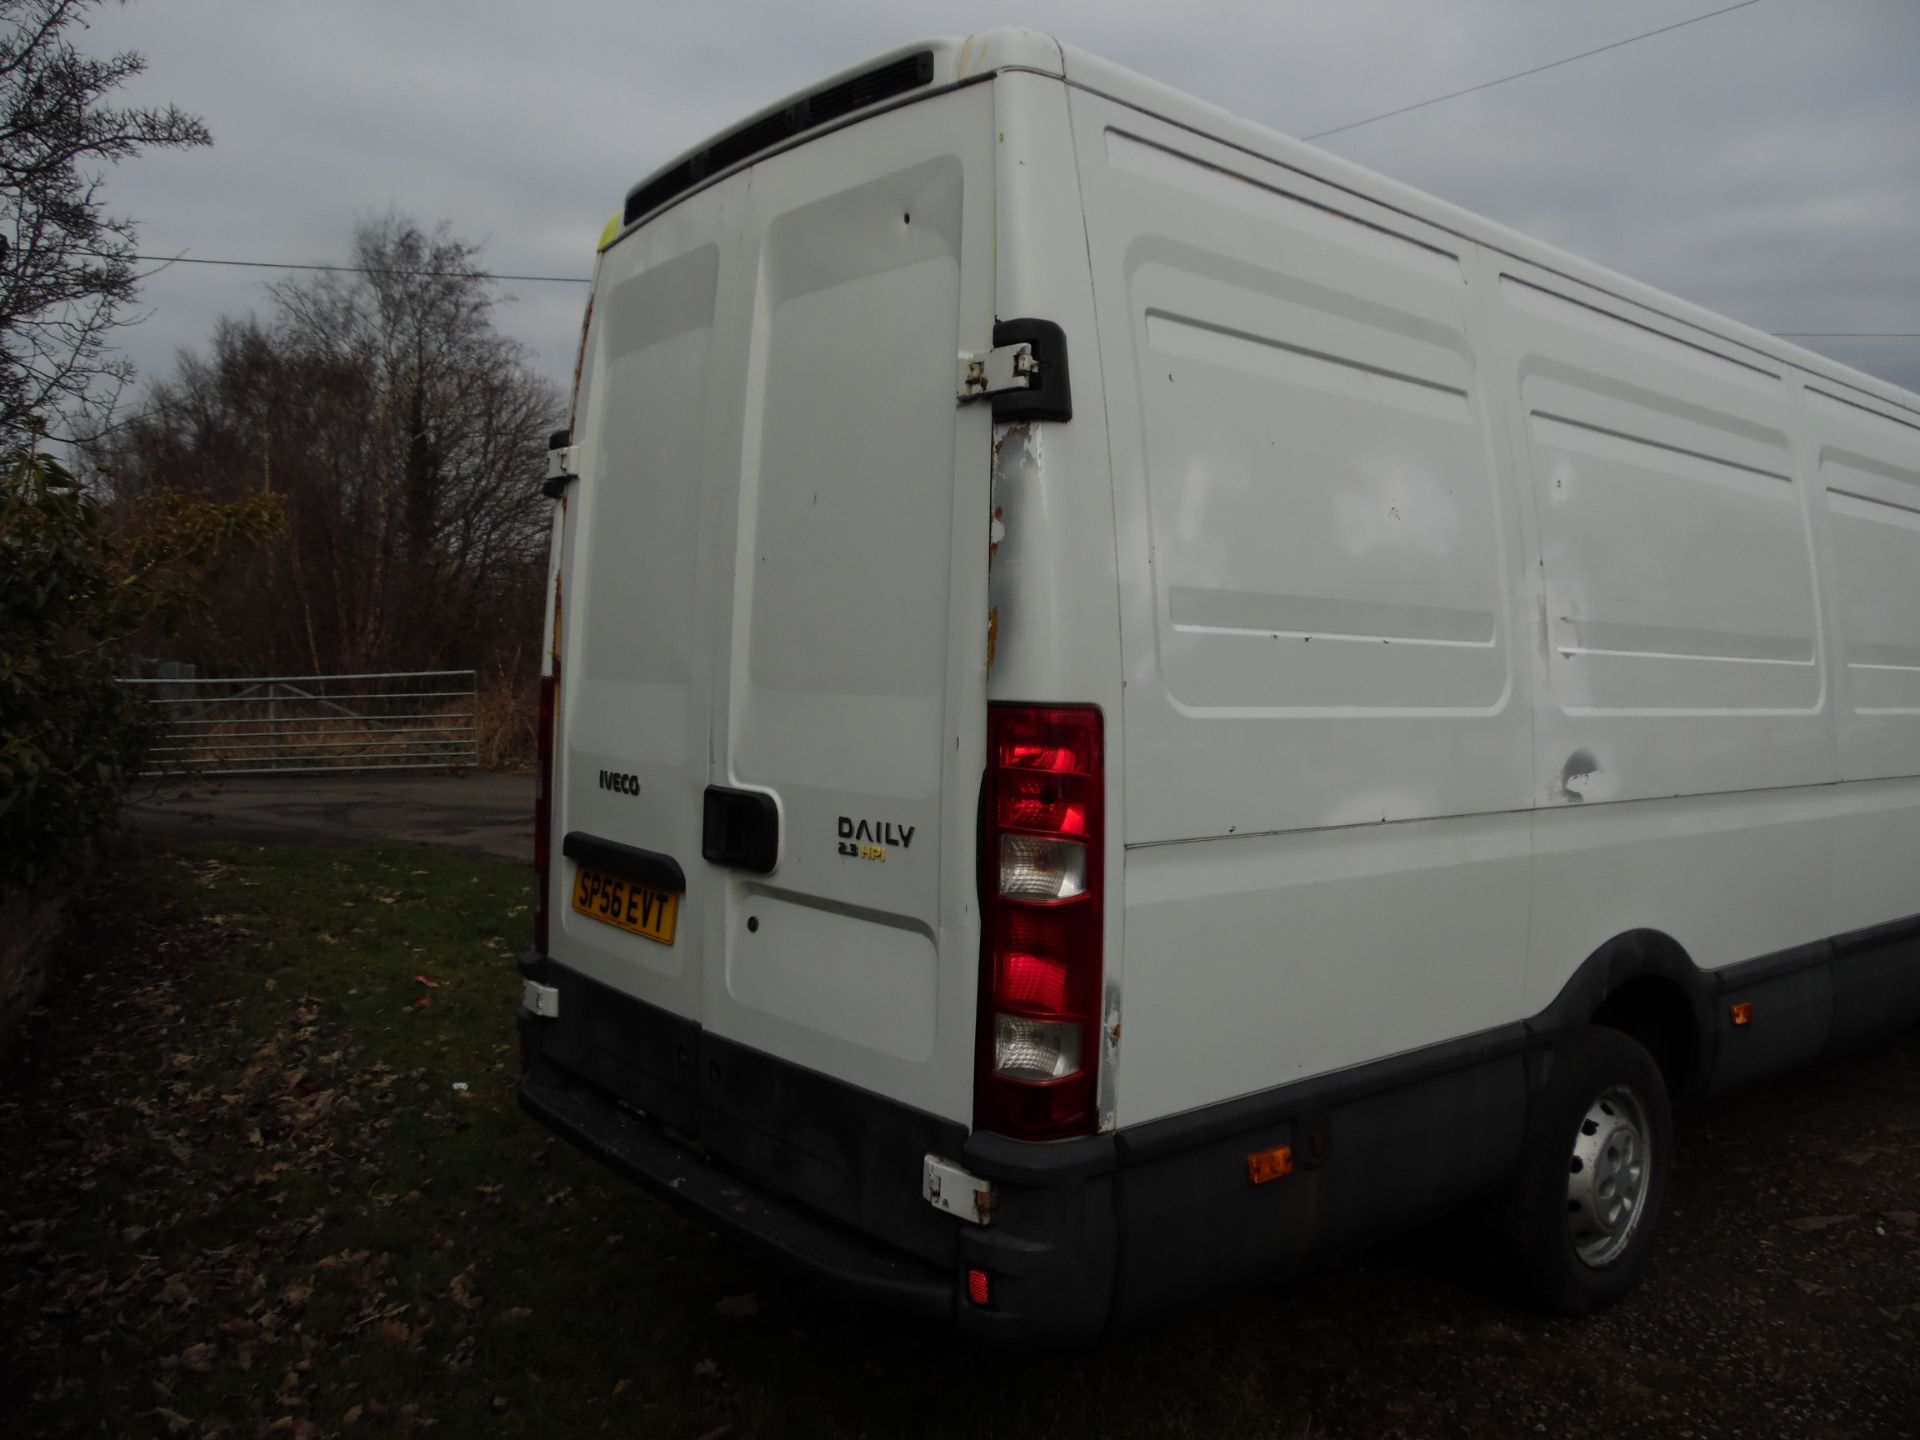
xmin=702 ymin=786 xmax=779 ymax=873
xmin=991 ymin=318 xmax=1072 ymax=423
xmin=542 ymin=427 xmax=574 ymax=499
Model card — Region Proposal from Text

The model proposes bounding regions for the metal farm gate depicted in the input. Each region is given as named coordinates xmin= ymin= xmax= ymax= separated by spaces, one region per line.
xmin=122 ymin=670 xmax=479 ymax=776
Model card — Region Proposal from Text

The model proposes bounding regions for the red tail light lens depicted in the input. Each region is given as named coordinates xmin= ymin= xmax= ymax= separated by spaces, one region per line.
xmin=533 ymin=667 xmax=557 ymax=954
xmin=976 ymin=704 xmax=1103 ymax=1140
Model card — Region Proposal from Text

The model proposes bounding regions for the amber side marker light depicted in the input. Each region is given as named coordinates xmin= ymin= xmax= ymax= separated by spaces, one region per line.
xmin=1730 ymin=1001 xmax=1755 ymax=1026
xmin=1247 ymin=1146 xmax=1294 ymax=1185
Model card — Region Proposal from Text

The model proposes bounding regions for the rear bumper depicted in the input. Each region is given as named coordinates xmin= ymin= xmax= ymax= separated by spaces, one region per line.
xmin=518 ymin=954 xmax=1535 ymax=1342
xmin=518 ymin=1059 xmax=954 ymax=1320
xmin=516 ymin=955 xmax=1117 ymax=1343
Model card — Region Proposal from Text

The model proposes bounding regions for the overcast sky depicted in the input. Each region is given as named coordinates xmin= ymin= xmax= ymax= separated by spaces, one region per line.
xmin=88 ymin=0 xmax=1920 ymax=407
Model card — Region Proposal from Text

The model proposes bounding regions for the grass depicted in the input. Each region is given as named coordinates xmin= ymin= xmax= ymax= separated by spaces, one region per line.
xmin=0 ymin=841 xmax=1325 ymax=1440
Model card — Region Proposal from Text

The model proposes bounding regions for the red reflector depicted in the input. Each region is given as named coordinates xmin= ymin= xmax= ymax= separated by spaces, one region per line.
xmin=966 ymin=1267 xmax=991 ymax=1307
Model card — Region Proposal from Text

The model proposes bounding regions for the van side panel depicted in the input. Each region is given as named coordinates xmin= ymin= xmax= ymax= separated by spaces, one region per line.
xmin=1071 ymin=84 xmax=1920 ymax=1134
xmin=1068 ymin=92 xmax=1534 ymax=1124
xmin=1496 ymin=266 xmax=1839 ymax=1013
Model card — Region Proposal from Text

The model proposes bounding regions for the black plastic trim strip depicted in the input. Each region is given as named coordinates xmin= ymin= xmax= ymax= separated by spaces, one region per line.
xmin=622 ymin=50 xmax=935 ymax=227
xmin=1116 ymin=1022 xmax=1531 ymax=1166
xmin=1713 ymin=937 xmax=1833 ymax=989
xmin=1832 ymin=911 xmax=1920 ymax=957
xmin=560 ymin=832 xmax=686 ymax=893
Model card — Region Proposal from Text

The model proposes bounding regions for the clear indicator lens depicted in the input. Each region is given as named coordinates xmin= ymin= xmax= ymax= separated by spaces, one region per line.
xmin=999 ymin=834 xmax=1087 ymax=901
xmin=994 ymin=1013 xmax=1082 ymax=1081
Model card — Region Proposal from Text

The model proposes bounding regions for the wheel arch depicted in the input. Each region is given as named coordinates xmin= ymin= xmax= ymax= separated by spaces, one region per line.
xmin=1528 ymin=929 xmax=1716 ymax=1099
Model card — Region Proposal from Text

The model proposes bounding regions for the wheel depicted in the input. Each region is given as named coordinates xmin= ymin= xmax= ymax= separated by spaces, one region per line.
xmin=1506 ymin=1026 xmax=1672 ymax=1315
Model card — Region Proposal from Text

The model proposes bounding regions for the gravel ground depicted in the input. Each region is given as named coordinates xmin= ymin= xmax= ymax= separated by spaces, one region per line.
xmin=1258 ymin=1033 xmax=1920 ymax=1438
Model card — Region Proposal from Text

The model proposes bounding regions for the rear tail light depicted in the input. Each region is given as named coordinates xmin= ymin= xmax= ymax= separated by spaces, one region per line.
xmin=976 ymin=704 xmax=1104 ymax=1140
xmin=533 ymin=666 xmax=558 ymax=953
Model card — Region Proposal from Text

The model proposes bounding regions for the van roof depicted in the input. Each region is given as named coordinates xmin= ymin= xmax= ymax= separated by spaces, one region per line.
xmin=609 ymin=29 xmax=1919 ymax=425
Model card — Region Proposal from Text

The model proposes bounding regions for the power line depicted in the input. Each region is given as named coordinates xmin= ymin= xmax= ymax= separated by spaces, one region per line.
xmin=131 ymin=254 xmax=590 ymax=284
xmin=1304 ymin=0 xmax=1768 ymax=141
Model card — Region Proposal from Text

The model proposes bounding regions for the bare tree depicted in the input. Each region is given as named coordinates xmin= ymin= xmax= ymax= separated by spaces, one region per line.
xmin=0 ymin=0 xmax=210 ymax=436
xmin=103 ymin=215 xmax=561 ymax=684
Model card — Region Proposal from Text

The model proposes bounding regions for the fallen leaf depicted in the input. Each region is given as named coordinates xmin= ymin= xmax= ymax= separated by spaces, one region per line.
xmin=344 ymin=1405 xmax=363 ymax=1427
xmin=1794 ymin=1279 xmax=1837 ymax=1296
xmin=178 ymin=1342 xmax=217 ymax=1372
xmin=413 ymin=974 xmax=438 ymax=988
xmin=449 ymin=1266 xmax=482 ymax=1310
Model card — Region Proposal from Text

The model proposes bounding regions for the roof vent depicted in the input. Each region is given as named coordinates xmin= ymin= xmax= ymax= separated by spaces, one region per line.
xmin=622 ymin=50 xmax=935 ymax=228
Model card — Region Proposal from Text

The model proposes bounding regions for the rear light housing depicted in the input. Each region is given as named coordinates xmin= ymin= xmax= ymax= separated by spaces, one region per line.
xmin=533 ymin=666 xmax=558 ymax=954
xmin=976 ymin=704 xmax=1104 ymax=1140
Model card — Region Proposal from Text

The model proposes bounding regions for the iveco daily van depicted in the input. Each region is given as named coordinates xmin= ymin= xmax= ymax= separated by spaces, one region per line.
xmin=517 ymin=31 xmax=1920 ymax=1341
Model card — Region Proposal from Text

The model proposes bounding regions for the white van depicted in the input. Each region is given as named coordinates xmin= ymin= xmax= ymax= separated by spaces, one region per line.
xmin=518 ymin=30 xmax=1920 ymax=1340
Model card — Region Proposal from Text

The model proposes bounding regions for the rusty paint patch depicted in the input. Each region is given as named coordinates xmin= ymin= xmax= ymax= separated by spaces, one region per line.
xmin=986 ymin=606 xmax=998 ymax=670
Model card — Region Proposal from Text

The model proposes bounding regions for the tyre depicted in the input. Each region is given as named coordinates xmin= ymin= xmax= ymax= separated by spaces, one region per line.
xmin=1507 ymin=1025 xmax=1672 ymax=1315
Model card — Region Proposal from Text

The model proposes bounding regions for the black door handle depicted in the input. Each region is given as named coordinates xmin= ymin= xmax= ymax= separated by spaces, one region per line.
xmin=702 ymin=786 xmax=779 ymax=873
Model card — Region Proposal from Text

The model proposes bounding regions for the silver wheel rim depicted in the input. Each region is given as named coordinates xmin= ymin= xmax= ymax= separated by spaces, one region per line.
xmin=1565 ymin=1084 xmax=1651 ymax=1267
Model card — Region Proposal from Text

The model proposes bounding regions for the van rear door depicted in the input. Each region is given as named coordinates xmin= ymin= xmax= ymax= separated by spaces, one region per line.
xmin=557 ymin=82 xmax=998 ymax=1128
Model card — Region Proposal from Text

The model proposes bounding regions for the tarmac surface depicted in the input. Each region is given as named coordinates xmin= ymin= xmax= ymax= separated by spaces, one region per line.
xmin=128 ymin=771 xmax=534 ymax=863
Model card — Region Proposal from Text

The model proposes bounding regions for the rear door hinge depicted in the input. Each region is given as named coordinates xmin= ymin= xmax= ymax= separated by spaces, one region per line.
xmin=543 ymin=427 xmax=578 ymax=498
xmin=957 ymin=343 xmax=1037 ymax=401
xmin=957 ymin=318 xmax=1072 ymax=422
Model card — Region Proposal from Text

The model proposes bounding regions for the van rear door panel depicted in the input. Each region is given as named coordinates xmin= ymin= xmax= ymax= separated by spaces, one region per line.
xmin=560 ymin=221 xmax=730 ymax=1023
xmin=709 ymin=87 xmax=997 ymax=1123
xmin=557 ymin=83 xmax=996 ymax=1129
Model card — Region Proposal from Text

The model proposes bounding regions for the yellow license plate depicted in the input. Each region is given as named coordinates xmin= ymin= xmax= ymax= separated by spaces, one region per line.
xmin=570 ymin=866 xmax=678 ymax=946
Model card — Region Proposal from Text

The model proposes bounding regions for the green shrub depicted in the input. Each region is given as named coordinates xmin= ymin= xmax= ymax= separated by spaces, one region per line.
xmin=0 ymin=444 xmax=284 ymax=892
xmin=0 ymin=447 xmax=148 ymax=891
